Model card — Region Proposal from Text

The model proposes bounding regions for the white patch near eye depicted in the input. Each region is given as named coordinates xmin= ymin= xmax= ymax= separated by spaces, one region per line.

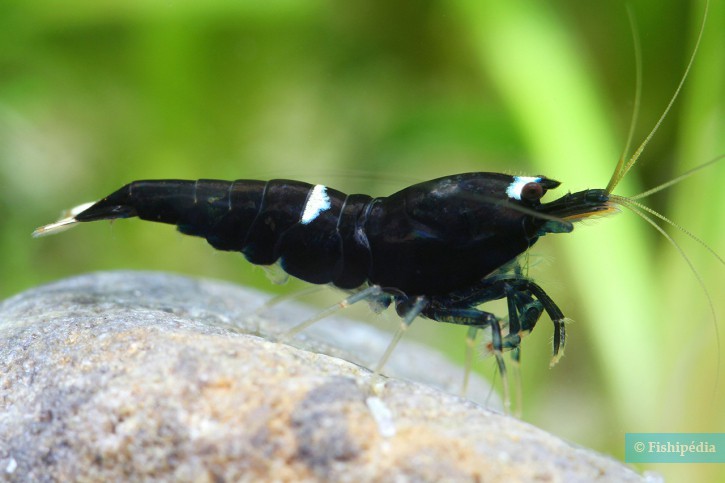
xmin=300 ymin=184 xmax=331 ymax=224
xmin=506 ymin=176 xmax=541 ymax=200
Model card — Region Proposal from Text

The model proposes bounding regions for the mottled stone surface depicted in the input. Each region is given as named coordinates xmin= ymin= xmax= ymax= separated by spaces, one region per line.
xmin=0 ymin=271 xmax=644 ymax=482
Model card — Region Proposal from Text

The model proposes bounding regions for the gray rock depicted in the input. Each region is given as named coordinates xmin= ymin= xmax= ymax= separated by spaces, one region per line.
xmin=0 ymin=271 xmax=645 ymax=482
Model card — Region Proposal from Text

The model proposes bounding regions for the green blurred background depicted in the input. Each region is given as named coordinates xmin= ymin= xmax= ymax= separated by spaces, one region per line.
xmin=1 ymin=0 xmax=723 ymax=480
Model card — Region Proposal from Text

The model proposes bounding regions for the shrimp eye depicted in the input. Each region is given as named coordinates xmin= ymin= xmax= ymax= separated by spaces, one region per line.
xmin=520 ymin=182 xmax=545 ymax=202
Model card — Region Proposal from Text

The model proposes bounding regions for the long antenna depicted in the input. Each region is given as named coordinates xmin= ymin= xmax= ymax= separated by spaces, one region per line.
xmin=630 ymin=155 xmax=725 ymax=200
xmin=610 ymin=5 xmax=643 ymax=189
xmin=610 ymin=194 xmax=721 ymax=396
xmin=606 ymin=1 xmax=709 ymax=193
